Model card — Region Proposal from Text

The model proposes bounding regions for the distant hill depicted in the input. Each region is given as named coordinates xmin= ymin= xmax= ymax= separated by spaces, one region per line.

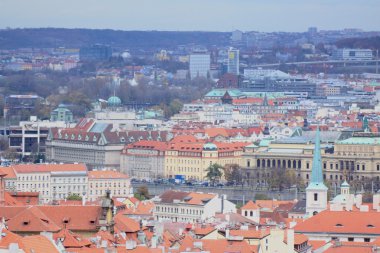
xmin=336 ymin=36 xmax=380 ymax=52
xmin=0 ymin=28 xmax=230 ymax=50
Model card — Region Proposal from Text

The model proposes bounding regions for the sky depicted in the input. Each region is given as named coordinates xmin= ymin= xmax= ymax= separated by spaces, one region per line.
xmin=1 ymin=0 xmax=379 ymax=32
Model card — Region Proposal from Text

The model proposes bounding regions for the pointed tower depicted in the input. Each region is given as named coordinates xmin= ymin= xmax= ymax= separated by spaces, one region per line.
xmin=306 ymin=128 xmax=328 ymax=217
xmin=262 ymin=93 xmax=269 ymax=106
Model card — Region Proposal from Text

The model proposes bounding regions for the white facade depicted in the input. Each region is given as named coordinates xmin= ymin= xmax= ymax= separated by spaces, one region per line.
xmin=189 ymin=53 xmax=210 ymax=79
xmin=333 ymin=48 xmax=373 ymax=61
xmin=153 ymin=193 xmax=236 ymax=223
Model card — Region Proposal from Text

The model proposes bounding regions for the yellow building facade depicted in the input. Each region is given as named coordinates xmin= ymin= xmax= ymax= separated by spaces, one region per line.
xmin=165 ymin=142 xmax=246 ymax=180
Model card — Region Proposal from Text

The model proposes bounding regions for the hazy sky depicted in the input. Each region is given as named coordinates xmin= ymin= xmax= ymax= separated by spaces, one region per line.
xmin=1 ymin=0 xmax=379 ymax=32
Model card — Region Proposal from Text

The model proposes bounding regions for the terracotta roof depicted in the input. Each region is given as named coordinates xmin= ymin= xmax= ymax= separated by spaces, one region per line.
xmin=18 ymin=235 xmax=60 ymax=253
xmin=241 ymin=200 xmax=259 ymax=210
xmin=38 ymin=206 xmax=102 ymax=232
xmin=124 ymin=140 xmax=168 ymax=152
xmin=88 ymin=170 xmax=129 ymax=179
xmin=10 ymin=163 xmax=87 ymax=173
xmin=114 ymin=213 xmax=141 ymax=233
xmin=308 ymin=240 xmax=328 ymax=251
xmin=53 ymin=228 xmax=92 ymax=248
xmin=6 ymin=206 xmax=60 ymax=232
xmin=0 ymin=167 xmax=16 ymax=179
xmin=194 ymin=225 xmax=216 ymax=236
xmin=0 ymin=228 xmax=21 ymax=248
xmin=158 ymin=191 xmax=216 ymax=206
xmin=294 ymin=233 xmax=309 ymax=245
xmin=295 ymin=210 xmax=380 ymax=235
xmin=229 ymin=229 xmax=270 ymax=239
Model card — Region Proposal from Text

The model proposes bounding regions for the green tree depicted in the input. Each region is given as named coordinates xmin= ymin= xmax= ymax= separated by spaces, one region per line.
xmin=134 ymin=186 xmax=150 ymax=200
xmin=205 ymin=163 xmax=224 ymax=186
xmin=224 ymin=164 xmax=243 ymax=185
xmin=254 ymin=193 xmax=271 ymax=200
xmin=66 ymin=193 xmax=82 ymax=201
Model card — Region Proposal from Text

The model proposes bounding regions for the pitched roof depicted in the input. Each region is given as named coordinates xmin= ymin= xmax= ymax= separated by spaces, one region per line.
xmin=38 ymin=206 xmax=102 ymax=231
xmin=157 ymin=190 xmax=215 ymax=206
xmin=229 ymin=229 xmax=270 ymax=239
xmin=241 ymin=200 xmax=259 ymax=210
xmin=18 ymin=235 xmax=60 ymax=253
xmin=88 ymin=170 xmax=129 ymax=179
xmin=53 ymin=228 xmax=92 ymax=248
xmin=10 ymin=163 xmax=87 ymax=174
xmin=6 ymin=206 xmax=60 ymax=232
xmin=295 ymin=210 xmax=380 ymax=235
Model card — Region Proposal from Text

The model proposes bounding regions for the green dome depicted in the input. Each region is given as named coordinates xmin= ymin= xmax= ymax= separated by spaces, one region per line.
xmin=203 ymin=143 xmax=218 ymax=151
xmin=107 ymin=96 xmax=122 ymax=107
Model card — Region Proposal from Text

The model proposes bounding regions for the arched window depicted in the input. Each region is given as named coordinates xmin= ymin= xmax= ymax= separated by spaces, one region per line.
xmin=298 ymin=160 xmax=301 ymax=169
xmin=293 ymin=160 xmax=297 ymax=168
xmin=263 ymin=160 xmax=266 ymax=167
xmin=313 ymin=211 xmax=318 ymax=216
xmin=288 ymin=160 xmax=291 ymax=168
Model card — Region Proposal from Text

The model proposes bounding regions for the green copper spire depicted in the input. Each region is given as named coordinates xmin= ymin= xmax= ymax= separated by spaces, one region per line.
xmin=307 ymin=127 xmax=328 ymax=190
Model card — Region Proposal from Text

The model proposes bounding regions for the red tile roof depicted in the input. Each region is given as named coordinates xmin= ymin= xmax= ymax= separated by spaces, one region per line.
xmin=10 ymin=163 xmax=87 ymax=173
xmin=241 ymin=200 xmax=259 ymax=210
xmin=19 ymin=235 xmax=60 ymax=253
xmin=88 ymin=170 xmax=129 ymax=179
xmin=295 ymin=210 xmax=380 ymax=235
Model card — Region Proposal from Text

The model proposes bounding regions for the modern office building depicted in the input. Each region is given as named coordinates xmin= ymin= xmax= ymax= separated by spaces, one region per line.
xmin=189 ymin=51 xmax=210 ymax=79
xmin=79 ymin=44 xmax=112 ymax=61
xmin=227 ymin=48 xmax=239 ymax=75
xmin=332 ymin=48 xmax=373 ymax=61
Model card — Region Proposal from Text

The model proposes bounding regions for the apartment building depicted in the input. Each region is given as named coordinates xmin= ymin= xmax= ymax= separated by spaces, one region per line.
xmin=3 ymin=163 xmax=88 ymax=203
xmin=88 ymin=170 xmax=131 ymax=201
xmin=152 ymin=190 xmax=236 ymax=223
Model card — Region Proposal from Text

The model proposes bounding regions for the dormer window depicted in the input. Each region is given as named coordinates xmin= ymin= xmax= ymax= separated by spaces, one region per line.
xmin=65 ymin=134 xmax=68 ymax=139
xmin=78 ymin=135 xmax=82 ymax=140
xmin=120 ymin=137 xmax=125 ymax=143
xmin=58 ymin=133 xmax=62 ymax=138
xmin=71 ymin=134 xmax=75 ymax=140
xmin=85 ymin=135 xmax=89 ymax=141
xmin=367 ymin=224 xmax=375 ymax=228
xmin=93 ymin=136 xmax=97 ymax=142
xmin=335 ymin=223 xmax=343 ymax=227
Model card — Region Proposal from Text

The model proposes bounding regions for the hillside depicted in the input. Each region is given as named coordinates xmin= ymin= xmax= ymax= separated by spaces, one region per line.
xmin=0 ymin=28 xmax=230 ymax=50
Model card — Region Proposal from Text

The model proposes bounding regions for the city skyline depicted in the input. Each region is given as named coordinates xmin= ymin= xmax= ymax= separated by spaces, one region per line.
xmin=1 ymin=0 xmax=380 ymax=32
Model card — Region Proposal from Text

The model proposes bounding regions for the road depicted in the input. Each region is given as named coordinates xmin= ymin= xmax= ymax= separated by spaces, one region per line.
xmin=131 ymin=182 xmax=305 ymax=203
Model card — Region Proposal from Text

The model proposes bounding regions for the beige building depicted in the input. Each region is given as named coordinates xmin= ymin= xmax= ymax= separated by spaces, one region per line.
xmin=120 ymin=140 xmax=167 ymax=179
xmin=88 ymin=170 xmax=131 ymax=201
xmin=165 ymin=136 xmax=246 ymax=180
xmin=242 ymin=132 xmax=380 ymax=188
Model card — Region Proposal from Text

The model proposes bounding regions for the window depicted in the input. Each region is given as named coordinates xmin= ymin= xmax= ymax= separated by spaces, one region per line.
xmin=348 ymin=238 xmax=354 ymax=242
xmin=364 ymin=238 xmax=370 ymax=242
xmin=306 ymin=163 xmax=309 ymax=169
xmin=314 ymin=193 xmax=318 ymax=201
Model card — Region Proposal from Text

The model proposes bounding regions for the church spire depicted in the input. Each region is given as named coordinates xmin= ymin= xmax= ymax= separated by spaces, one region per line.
xmin=305 ymin=127 xmax=328 ymax=217
xmin=311 ymin=128 xmax=323 ymax=184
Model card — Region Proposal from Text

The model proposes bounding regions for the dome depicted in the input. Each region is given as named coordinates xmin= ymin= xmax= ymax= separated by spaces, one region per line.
xmin=107 ymin=96 xmax=122 ymax=107
xmin=203 ymin=143 xmax=218 ymax=151
xmin=341 ymin=180 xmax=350 ymax=188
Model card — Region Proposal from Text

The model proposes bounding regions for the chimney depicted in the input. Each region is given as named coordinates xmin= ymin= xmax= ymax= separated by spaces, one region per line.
xmin=9 ymin=243 xmax=20 ymax=253
xmin=126 ymin=240 xmax=137 ymax=250
xmin=82 ymin=195 xmax=86 ymax=206
xmin=101 ymin=240 xmax=108 ymax=248
xmin=225 ymin=229 xmax=230 ymax=239
xmin=287 ymin=229 xmax=294 ymax=252
xmin=151 ymin=234 xmax=158 ymax=248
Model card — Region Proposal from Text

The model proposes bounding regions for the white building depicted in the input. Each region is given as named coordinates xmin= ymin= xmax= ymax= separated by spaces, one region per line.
xmin=4 ymin=163 xmax=88 ymax=204
xmin=332 ymin=48 xmax=373 ymax=61
xmin=189 ymin=52 xmax=210 ymax=79
xmin=153 ymin=190 xmax=236 ymax=223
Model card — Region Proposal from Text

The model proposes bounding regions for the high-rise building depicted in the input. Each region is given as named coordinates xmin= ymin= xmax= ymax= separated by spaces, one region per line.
xmin=227 ymin=48 xmax=239 ymax=75
xmin=189 ymin=51 xmax=210 ymax=79
xmin=79 ymin=44 xmax=112 ymax=62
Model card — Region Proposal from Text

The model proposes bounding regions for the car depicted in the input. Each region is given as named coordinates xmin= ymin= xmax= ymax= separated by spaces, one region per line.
xmin=216 ymin=183 xmax=224 ymax=187
xmin=201 ymin=182 xmax=209 ymax=187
